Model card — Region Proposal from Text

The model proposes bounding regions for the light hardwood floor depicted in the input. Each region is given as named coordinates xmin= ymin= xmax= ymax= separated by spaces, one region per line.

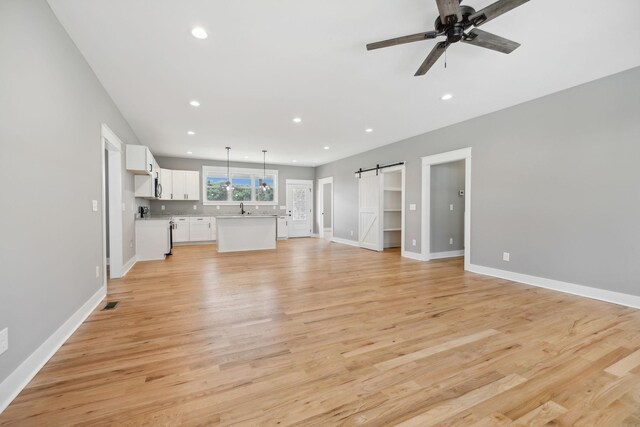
xmin=2 ymin=239 xmax=640 ymax=426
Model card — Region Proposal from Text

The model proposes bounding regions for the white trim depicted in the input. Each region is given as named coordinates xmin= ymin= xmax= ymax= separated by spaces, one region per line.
xmin=331 ymin=237 xmax=360 ymax=247
xmin=468 ymin=264 xmax=640 ymax=310
xmin=121 ymin=255 xmax=137 ymax=277
xmin=421 ymin=148 xmax=472 ymax=270
xmin=402 ymin=251 xmax=423 ymax=261
xmin=0 ymin=286 xmax=106 ymax=414
xmin=201 ymin=165 xmax=279 ymax=205
xmin=430 ymin=250 xmax=465 ymax=259
xmin=286 ymin=179 xmax=314 ymax=185
xmin=317 ymin=176 xmax=334 ymax=240
xmin=101 ymin=124 xmax=124 ymax=281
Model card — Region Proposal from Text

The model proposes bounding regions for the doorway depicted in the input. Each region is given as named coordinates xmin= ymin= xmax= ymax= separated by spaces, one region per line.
xmin=421 ymin=148 xmax=472 ymax=270
xmin=101 ymin=124 xmax=124 ymax=281
xmin=317 ymin=177 xmax=333 ymax=240
xmin=286 ymin=179 xmax=313 ymax=238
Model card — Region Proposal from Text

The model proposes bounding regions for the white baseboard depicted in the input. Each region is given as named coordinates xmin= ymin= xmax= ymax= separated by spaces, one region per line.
xmin=331 ymin=237 xmax=360 ymax=247
xmin=121 ymin=255 xmax=136 ymax=277
xmin=430 ymin=250 xmax=464 ymax=260
xmin=0 ymin=286 xmax=106 ymax=414
xmin=468 ymin=264 xmax=640 ymax=310
xmin=402 ymin=251 xmax=423 ymax=261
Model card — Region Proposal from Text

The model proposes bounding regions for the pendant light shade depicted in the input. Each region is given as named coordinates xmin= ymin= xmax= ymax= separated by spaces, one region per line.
xmin=223 ymin=147 xmax=234 ymax=192
xmin=261 ymin=150 xmax=270 ymax=192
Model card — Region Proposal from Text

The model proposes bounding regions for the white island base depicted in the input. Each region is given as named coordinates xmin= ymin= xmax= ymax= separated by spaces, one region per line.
xmin=216 ymin=215 xmax=277 ymax=253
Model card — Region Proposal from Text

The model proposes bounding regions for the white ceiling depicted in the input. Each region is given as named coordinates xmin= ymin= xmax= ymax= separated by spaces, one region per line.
xmin=48 ymin=0 xmax=640 ymax=167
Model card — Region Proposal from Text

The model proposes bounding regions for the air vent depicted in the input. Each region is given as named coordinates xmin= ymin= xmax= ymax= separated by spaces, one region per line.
xmin=102 ymin=301 xmax=119 ymax=311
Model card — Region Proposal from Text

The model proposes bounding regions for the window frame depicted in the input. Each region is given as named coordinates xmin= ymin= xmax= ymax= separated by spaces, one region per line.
xmin=202 ymin=165 xmax=279 ymax=205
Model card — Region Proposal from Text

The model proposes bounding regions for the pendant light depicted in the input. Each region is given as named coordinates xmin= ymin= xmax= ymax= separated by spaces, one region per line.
xmin=223 ymin=147 xmax=234 ymax=192
xmin=261 ymin=150 xmax=270 ymax=192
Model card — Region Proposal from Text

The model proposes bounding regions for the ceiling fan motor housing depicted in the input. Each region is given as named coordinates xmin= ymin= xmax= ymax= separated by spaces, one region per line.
xmin=435 ymin=6 xmax=476 ymax=44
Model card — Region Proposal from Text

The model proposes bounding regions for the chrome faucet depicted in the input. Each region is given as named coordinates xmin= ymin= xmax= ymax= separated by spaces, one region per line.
xmin=240 ymin=202 xmax=246 ymax=215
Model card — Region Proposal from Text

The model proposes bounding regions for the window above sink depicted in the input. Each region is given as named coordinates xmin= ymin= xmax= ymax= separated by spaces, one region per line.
xmin=202 ymin=166 xmax=278 ymax=205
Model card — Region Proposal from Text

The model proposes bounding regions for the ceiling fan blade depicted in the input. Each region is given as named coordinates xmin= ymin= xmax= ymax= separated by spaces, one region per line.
xmin=470 ymin=0 xmax=529 ymax=26
xmin=435 ymin=0 xmax=462 ymax=24
xmin=462 ymin=28 xmax=520 ymax=54
xmin=415 ymin=41 xmax=448 ymax=76
xmin=366 ymin=31 xmax=439 ymax=51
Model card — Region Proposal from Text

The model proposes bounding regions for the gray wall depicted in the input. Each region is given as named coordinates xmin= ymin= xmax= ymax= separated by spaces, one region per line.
xmin=149 ymin=156 xmax=315 ymax=216
xmin=0 ymin=0 xmax=140 ymax=384
xmin=315 ymin=66 xmax=640 ymax=296
xmin=431 ymin=161 xmax=465 ymax=253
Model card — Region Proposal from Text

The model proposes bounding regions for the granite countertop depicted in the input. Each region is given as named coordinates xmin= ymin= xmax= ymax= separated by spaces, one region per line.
xmin=136 ymin=213 xmax=282 ymax=220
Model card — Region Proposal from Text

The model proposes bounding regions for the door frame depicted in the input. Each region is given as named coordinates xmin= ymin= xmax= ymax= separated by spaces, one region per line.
xmin=421 ymin=147 xmax=472 ymax=270
xmin=286 ymin=179 xmax=314 ymax=237
xmin=317 ymin=176 xmax=333 ymax=239
xmin=381 ymin=164 xmax=406 ymax=256
xmin=101 ymin=124 xmax=124 ymax=281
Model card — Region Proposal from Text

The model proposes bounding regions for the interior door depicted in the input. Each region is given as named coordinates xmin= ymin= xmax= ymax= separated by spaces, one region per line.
xmin=286 ymin=181 xmax=312 ymax=237
xmin=358 ymin=171 xmax=383 ymax=251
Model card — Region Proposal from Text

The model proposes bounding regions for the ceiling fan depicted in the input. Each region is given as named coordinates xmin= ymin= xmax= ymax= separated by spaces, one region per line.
xmin=367 ymin=0 xmax=529 ymax=76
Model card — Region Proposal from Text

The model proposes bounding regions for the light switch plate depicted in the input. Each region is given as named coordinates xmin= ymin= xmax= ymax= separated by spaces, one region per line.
xmin=503 ymin=252 xmax=510 ymax=262
xmin=0 ymin=328 xmax=7 ymax=356
xmin=412 ymin=239 xmax=416 ymax=246
xmin=409 ymin=204 xmax=416 ymax=211
xmin=193 ymin=205 xmax=197 ymax=210
xmin=450 ymin=204 xmax=454 ymax=211
xmin=449 ymin=238 xmax=453 ymax=245
xmin=92 ymin=200 xmax=98 ymax=212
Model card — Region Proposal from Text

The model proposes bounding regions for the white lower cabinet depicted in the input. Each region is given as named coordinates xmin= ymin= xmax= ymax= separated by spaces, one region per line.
xmin=173 ymin=217 xmax=190 ymax=243
xmin=189 ymin=217 xmax=211 ymax=241
xmin=277 ymin=216 xmax=288 ymax=240
xmin=172 ymin=216 xmax=217 ymax=244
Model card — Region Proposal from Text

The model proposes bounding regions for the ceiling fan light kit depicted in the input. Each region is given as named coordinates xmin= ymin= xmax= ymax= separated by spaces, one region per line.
xmin=367 ymin=0 xmax=529 ymax=76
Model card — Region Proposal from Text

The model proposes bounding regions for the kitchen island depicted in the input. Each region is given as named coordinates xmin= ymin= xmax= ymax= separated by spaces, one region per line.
xmin=216 ymin=215 xmax=277 ymax=253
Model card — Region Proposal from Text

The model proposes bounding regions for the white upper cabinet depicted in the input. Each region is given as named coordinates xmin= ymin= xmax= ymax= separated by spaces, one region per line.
xmin=159 ymin=168 xmax=173 ymax=200
xmin=185 ymin=171 xmax=200 ymax=200
xmin=126 ymin=145 xmax=155 ymax=175
xmin=171 ymin=170 xmax=200 ymax=201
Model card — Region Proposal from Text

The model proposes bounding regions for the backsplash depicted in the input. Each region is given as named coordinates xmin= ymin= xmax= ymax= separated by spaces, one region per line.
xmin=149 ymin=200 xmax=287 ymax=217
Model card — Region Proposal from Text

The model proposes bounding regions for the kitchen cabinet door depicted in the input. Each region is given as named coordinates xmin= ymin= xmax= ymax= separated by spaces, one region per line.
xmin=277 ymin=217 xmax=288 ymax=240
xmin=189 ymin=222 xmax=210 ymax=241
xmin=173 ymin=217 xmax=190 ymax=243
xmin=159 ymin=168 xmax=173 ymax=200
xmin=172 ymin=171 xmax=186 ymax=200
xmin=185 ymin=171 xmax=200 ymax=200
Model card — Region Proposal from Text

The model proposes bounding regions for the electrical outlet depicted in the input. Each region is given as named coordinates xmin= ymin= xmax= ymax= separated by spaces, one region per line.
xmin=503 ymin=252 xmax=510 ymax=262
xmin=449 ymin=238 xmax=453 ymax=245
xmin=273 ymin=206 xmax=277 ymax=209
xmin=92 ymin=200 xmax=98 ymax=212
xmin=412 ymin=239 xmax=416 ymax=246
xmin=161 ymin=205 xmax=165 ymax=210
xmin=255 ymin=205 xmax=259 ymax=210
xmin=450 ymin=204 xmax=454 ymax=211
xmin=0 ymin=328 xmax=8 ymax=356
xmin=193 ymin=205 xmax=197 ymax=210
xmin=216 ymin=206 xmax=220 ymax=210
xmin=95 ymin=266 xmax=100 ymax=278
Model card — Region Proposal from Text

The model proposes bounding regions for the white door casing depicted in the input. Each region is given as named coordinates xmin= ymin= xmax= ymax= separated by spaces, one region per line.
xmin=317 ymin=176 xmax=334 ymax=239
xmin=358 ymin=171 xmax=383 ymax=251
xmin=286 ymin=179 xmax=313 ymax=237
xmin=101 ymin=124 xmax=124 ymax=281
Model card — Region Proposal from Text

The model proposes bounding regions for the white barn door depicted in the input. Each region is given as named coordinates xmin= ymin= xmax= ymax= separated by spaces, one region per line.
xmin=358 ymin=171 xmax=383 ymax=251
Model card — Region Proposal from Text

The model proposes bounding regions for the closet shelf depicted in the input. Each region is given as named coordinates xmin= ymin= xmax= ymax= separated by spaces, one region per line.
xmin=384 ymin=228 xmax=401 ymax=232
xmin=384 ymin=187 xmax=402 ymax=192
xmin=384 ymin=208 xmax=401 ymax=212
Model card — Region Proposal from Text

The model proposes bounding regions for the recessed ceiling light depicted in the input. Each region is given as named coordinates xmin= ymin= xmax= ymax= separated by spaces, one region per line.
xmin=191 ymin=27 xmax=208 ymax=40
xmin=187 ymin=131 xmax=195 ymax=135
xmin=365 ymin=128 xmax=373 ymax=133
xmin=324 ymin=146 xmax=330 ymax=150
xmin=186 ymin=151 xmax=193 ymax=154
xmin=189 ymin=100 xmax=200 ymax=107
xmin=244 ymin=156 xmax=249 ymax=159
xmin=292 ymin=160 xmax=298 ymax=163
xmin=292 ymin=117 xmax=302 ymax=123
xmin=441 ymin=94 xmax=453 ymax=101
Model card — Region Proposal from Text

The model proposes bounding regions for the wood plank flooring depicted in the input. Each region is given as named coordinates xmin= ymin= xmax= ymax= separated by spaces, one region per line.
xmin=2 ymin=239 xmax=640 ymax=426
